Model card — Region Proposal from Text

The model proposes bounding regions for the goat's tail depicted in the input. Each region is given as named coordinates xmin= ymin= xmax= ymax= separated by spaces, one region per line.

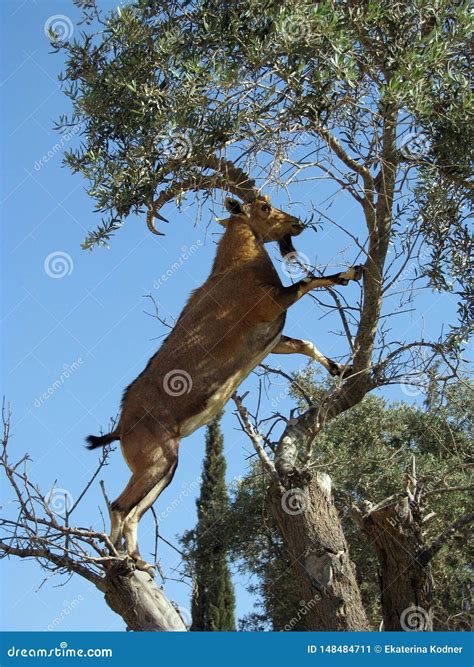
xmin=86 ymin=430 xmax=120 ymax=450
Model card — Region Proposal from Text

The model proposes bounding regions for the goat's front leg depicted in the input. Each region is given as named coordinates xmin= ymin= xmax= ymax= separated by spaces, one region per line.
xmin=284 ymin=265 xmax=364 ymax=305
xmin=271 ymin=335 xmax=351 ymax=377
xmin=251 ymin=266 xmax=363 ymax=323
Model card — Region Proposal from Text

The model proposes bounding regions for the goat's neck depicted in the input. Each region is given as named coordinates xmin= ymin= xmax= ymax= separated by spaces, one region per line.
xmin=212 ymin=220 xmax=270 ymax=274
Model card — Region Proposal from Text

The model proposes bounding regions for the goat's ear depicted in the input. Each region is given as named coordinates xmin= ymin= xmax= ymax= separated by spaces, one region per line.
xmin=224 ymin=197 xmax=246 ymax=217
xmin=216 ymin=217 xmax=230 ymax=228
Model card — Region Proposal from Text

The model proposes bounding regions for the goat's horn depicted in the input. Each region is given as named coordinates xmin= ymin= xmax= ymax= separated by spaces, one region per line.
xmin=146 ymin=208 xmax=167 ymax=236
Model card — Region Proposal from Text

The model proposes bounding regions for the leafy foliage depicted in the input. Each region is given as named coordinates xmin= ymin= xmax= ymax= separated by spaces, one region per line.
xmin=181 ymin=414 xmax=236 ymax=631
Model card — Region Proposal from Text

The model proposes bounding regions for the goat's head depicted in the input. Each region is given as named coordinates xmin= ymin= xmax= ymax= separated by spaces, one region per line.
xmin=223 ymin=195 xmax=304 ymax=255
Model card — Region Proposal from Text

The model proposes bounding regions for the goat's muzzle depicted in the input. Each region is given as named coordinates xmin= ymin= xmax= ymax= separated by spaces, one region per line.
xmin=278 ymin=222 xmax=305 ymax=257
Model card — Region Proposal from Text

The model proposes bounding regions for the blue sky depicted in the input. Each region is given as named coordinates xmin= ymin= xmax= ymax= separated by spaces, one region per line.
xmin=1 ymin=0 xmax=463 ymax=632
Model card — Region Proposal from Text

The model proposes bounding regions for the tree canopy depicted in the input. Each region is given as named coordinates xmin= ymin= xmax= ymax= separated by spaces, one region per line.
xmin=56 ymin=0 xmax=472 ymax=361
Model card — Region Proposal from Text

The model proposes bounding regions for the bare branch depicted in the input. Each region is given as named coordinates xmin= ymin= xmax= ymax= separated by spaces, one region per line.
xmin=232 ymin=394 xmax=278 ymax=480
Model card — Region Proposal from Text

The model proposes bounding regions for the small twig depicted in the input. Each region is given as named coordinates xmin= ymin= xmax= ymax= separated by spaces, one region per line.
xmin=69 ymin=446 xmax=113 ymax=517
xmin=259 ymin=363 xmax=312 ymax=407
xmin=99 ymin=480 xmax=111 ymax=511
xmin=423 ymin=485 xmax=474 ymax=497
xmin=232 ymin=394 xmax=278 ymax=479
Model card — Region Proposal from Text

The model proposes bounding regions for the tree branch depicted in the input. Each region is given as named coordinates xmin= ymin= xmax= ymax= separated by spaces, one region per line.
xmin=418 ymin=511 xmax=474 ymax=566
xmin=232 ymin=393 xmax=279 ymax=481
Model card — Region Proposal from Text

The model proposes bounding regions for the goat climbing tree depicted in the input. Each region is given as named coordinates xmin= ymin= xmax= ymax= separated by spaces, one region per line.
xmin=2 ymin=0 xmax=471 ymax=631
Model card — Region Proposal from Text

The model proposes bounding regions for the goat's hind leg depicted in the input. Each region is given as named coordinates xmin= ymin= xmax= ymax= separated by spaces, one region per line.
xmin=271 ymin=335 xmax=352 ymax=377
xmin=110 ymin=434 xmax=179 ymax=572
xmin=109 ymin=467 xmax=161 ymax=556
xmin=122 ymin=459 xmax=178 ymax=572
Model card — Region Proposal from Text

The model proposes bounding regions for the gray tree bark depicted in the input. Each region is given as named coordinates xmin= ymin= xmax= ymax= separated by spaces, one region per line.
xmin=267 ymin=471 xmax=370 ymax=631
xmin=352 ymin=494 xmax=434 ymax=631
xmin=101 ymin=560 xmax=187 ymax=631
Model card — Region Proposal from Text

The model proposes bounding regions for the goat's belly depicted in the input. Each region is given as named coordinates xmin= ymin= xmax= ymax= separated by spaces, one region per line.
xmin=180 ymin=327 xmax=282 ymax=438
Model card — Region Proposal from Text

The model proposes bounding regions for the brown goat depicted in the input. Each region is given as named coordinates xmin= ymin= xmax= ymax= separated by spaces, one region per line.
xmin=87 ymin=196 xmax=362 ymax=570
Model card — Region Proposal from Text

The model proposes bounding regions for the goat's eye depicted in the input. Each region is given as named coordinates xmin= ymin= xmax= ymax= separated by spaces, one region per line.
xmin=261 ymin=204 xmax=271 ymax=213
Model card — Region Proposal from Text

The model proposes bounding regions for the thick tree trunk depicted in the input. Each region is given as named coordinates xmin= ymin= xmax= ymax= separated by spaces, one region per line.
xmin=267 ymin=470 xmax=370 ymax=631
xmin=352 ymin=494 xmax=433 ymax=631
xmin=100 ymin=559 xmax=187 ymax=631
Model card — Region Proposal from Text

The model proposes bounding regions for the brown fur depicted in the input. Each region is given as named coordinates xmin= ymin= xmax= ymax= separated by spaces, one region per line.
xmin=87 ymin=196 xmax=363 ymax=570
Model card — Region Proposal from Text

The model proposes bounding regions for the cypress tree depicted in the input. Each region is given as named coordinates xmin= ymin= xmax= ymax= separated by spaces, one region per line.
xmin=188 ymin=414 xmax=236 ymax=631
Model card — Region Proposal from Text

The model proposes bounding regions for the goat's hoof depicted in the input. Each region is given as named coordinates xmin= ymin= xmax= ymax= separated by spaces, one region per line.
xmin=339 ymin=265 xmax=364 ymax=283
xmin=134 ymin=558 xmax=156 ymax=575
xmin=329 ymin=363 xmax=354 ymax=379
xmin=352 ymin=265 xmax=364 ymax=281
xmin=328 ymin=361 xmax=343 ymax=377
